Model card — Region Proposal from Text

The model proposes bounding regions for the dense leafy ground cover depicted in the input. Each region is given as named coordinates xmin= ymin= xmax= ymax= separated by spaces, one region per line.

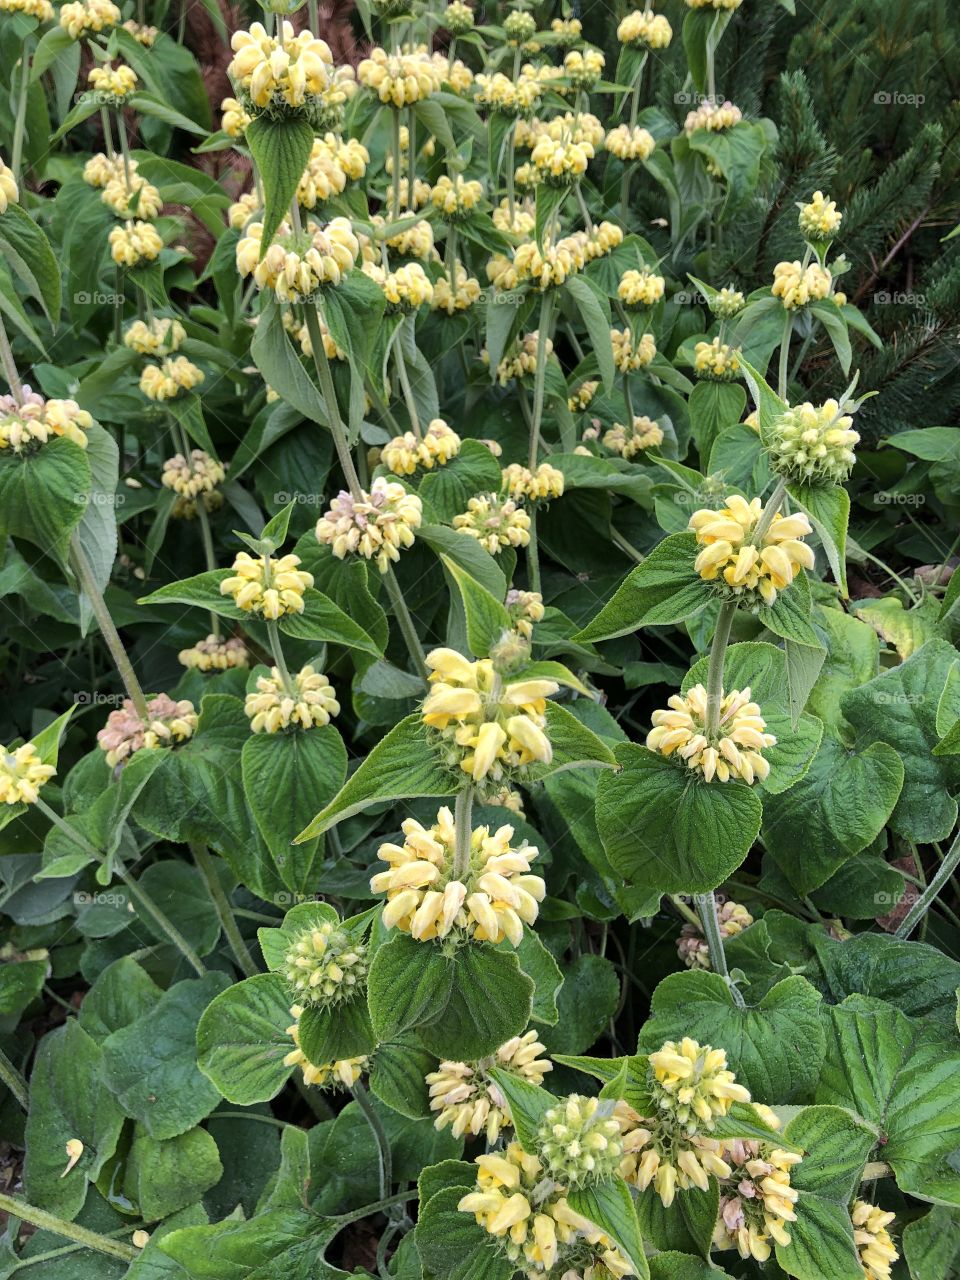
xmin=0 ymin=0 xmax=959 ymax=1276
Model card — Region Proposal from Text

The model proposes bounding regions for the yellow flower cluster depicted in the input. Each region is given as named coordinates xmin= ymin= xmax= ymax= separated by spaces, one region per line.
xmin=228 ymin=22 xmax=333 ymax=112
xmin=611 ymin=328 xmax=656 ymax=372
xmin=178 ymin=634 xmax=249 ymax=672
xmin=431 ymin=174 xmax=483 ymax=219
xmin=293 ymin=313 xmax=344 ymax=361
xmin=563 ymin=47 xmax=605 ymax=89
xmin=382 ymin=419 xmax=461 ymax=475
xmin=393 ymin=176 xmax=432 ymax=210
xmin=616 ymin=1038 xmax=752 ymax=1209
xmin=689 ymin=495 xmax=815 ymax=604
xmin=474 ymin=69 xmax=542 ymax=117
xmin=647 ymin=684 xmax=776 ymax=785
xmin=687 ymin=0 xmax=742 ymax=9
xmin=453 ymin=493 xmax=531 ymax=555
xmin=603 ymin=416 xmax=664 ymax=458
xmin=0 ymin=745 xmax=54 ymax=806
xmin=122 ymin=19 xmax=157 ymax=44
xmin=228 ymin=192 xmax=258 ymax=230
xmin=798 ymin=190 xmax=842 ymax=241
xmin=161 ymin=450 xmax=223 ymax=502
xmin=505 ymin=233 xmax=589 ymax=290
xmin=618 ymin=10 xmax=673 ymax=47
xmin=97 ymin=694 xmax=198 ymax=768
xmin=588 ymin=222 xmax=625 ymax=262
xmin=458 ymin=1142 xmax=632 ymax=1279
xmin=236 ymin=217 xmax=359 ymax=301
xmin=372 ymin=212 xmax=434 ymax=260
xmin=444 ymin=1 xmax=474 ymax=34
xmin=284 ymin=1005 xmax=368 ymax=1089
xmin=529 ymin=133 xmax=594 ymax=185
xmin=245 ymin=663 xmax=341 ymax=734
xmin=315 ymin=478 xmax=423 ymax=573
xmin=502 ymin=462 xmax=564 ymax=502
xmin=0 ymin=0 xmax=53 ymax=21
xmin=82 ymin=152 xmax=126 ymax=189
xmin=220 ymin=551 xmax=313 ymax=619
xmin=490 ymin=332 xmax=553 ymax=385
xmin=358 ymin=47 xmax=442 ymax=106
xmin=421 ymin=648 xmax=556 ymax=787
xmin=685 ymin=100 xmax=742 ymax=134
xmin=604 ymin=124 xmax=656 ymax=162
xmin=87 ymin=62 xmax=138 ymax=101
xmin=693 ymin=337 xmax=741 ymax=381
xmin=0 ymin=391 xmax=92 ymax=454
xmin=678 ymin=899 xmax=753 ymax=969
xmin=108 ymin=220 xmax=163 ymax=267
xmin=852 ymin=1200 xmax=898 ymax=1280
xmin=768 ymin=398 xmax=860 ymax=485
xmin=551 ymin=16 xmax=582 ymax=43
xmin=282 ymin=920 xmax=365 ymax=1006
xmin=711 ymin=284 xmax=745 ymax=318
xmin=493 ymin=199 xmax=535 ymax=236
xmin=506 ymin=588 xmax=544 ymax=640
xmin=363 ymin=261 xmax=434 ymax=311
xmin=516 ymin=113 xmax=605 ymax=151
xmin=433 ymin=266 xmax=482 ymax=313
xmin=296 ymin=135 xmax=369 ymax=208
xmin=618 ymin=268 xmax=665 ymax=308
xmin=59 ymin=0 xmax=119 ymax=39
xmin=220 ymin=96 xmax=251 ymax=137
xmin=140 ymin=357 xmax=204 ymax=401
xmin=713 ymin=1125 xmax=802 ymax=1262
xmin=568 ymin=380 xmax=598 ymax=412
xmin=427 ymin=1031 xmax=552 ymax=1142
xmin=772 ymin=259 xmax=833 ymax=309
xmin=124 ymin=317 xmax=186 ymax=356
xmin=371 ymin=805 xmax=545 ymax=945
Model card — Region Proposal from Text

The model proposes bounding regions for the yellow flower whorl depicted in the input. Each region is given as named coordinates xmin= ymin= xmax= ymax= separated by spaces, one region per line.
xmin=220 ymin=551 xmax=313 ymax=620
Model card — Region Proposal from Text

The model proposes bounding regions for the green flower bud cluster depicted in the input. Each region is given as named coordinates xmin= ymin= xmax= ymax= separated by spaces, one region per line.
xmin=535 ymin=1094 xmax=622 ymax=1187
xmin=768 ymin=398 xmax=860 ymax=486
xmin=282 ymin=921 xmax=367 ymax=1007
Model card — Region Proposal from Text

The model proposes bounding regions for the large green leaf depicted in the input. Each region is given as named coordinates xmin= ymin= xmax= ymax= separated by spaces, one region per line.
xmin=250 ymin=296 xmax=328 ymax=424
xmin=123 ymin=1125 xmax=223 ymax=1222
xmin=0 ymin=202 xmax=61 ymax=322
xmin=787 ymin=482 xmax=850 ymax=597
xmin=23 ymin=1021 xmax=125 ymax=1220
xmin=242 ymin=725 xmax=347 ymax=892
xmin=367 ymin=933 xmax=533 ymax=1060
xmin=569 ymin=1180 xmax=650 ymax=1278
xmin=0 ymin=437 xmax=90 ymax=559
xmin=101 ymin=973 xmax=230 ymax=1138
xmin=196 ymin=973 xmax=296 ymax=1106
xmin=596 ymin=744 xmax=762 ymax=900
xmin=636 ymin=971 xmax=825 ymax=1103
xmin=575 ymin=534 xmax=709 ymax=642
xmin=296 ymin=713 xmax=457 ymax=840
xmin=418 ymin=439 xmax=503 ymax=524
xmin=841 ymin=639 xmax=960 ymax=842
xmin=415 ymin=1185 xmax=514 ymax=1280
xmin=815 ymin=994 xmax=960 ymax=1205
xmin=761 ymin=736 xmax=904 ymax=894
xmin=439 ymin=554 xmax=511 ymax=658
xmin=245 ymin=114 xmax=315 ymax=250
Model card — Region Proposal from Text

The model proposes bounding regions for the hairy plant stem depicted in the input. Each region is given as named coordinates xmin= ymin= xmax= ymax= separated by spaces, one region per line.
xmin=777 ymin=310 xmax=793 ymax=400
xmin=528 ymin=293 xmax=555 ymax=470
xmin=383 ymin=566 xmax=428 ymax=682
xmin=100 ymin=106 xmax=115 ymax=158
xmin=0 ymin=311 xmax=24 ymax=404
xmin=11 ymin=47 xmax=31 ymax=188
xmin=393 ymin=319 xmax=422 ymax=439
xmin=703 ymin=600 xmax=737 ymax=739
xmin=391 ymin=109 xmax=402 ymax=220
xmin=191 ymin=842 xmax=257 ymax=977
xmin=352 ymin=1079 xmax=392 ymax=1200
xmin=574 ymin=182 xmax=594 ymax=236
xmin=670 ymin=894 xmax=701 ymax=928
xmin=0 ymin=1194 xmax=138 ymax=1262
xmin=265 ymin=619 xmax=295 ymax=696
xmin=68 ymin=533 xmax=149 ymax=721
xmin=695 ymin=889 xmax=744 ymax=1007
xmin=305 ymin=304 xmax=363 ymax=499
xmin=610 ymin=525 xmax=643 ymax=563
xmin=34 ymin=796 xmax=207 ymax=976
xmin=452 ymin=786 xmax=474 ymax=881
xmin=0 ymin=1046 xmax=28 ymax=1109
xmin=117 ymin=109 xmax=133 ymax=188
xmin=195 ymin=501 xmax=221 ymax=639
xmin=895 ymin=827 xmax=960 ymax=940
